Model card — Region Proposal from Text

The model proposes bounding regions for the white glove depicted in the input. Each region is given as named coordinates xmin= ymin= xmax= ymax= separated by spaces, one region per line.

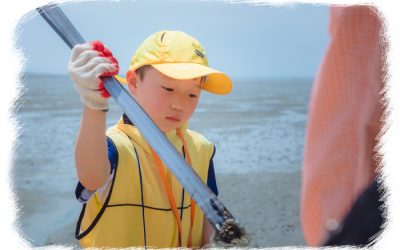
xmin=68 ymin=41 xmax=119 ymax=111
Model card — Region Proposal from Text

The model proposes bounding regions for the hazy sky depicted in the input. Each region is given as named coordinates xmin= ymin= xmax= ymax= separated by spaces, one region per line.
xmin=17 ymin=0 xmax=329 ymax=79
xmin=17 ymin=0 xmax=329 ymax=77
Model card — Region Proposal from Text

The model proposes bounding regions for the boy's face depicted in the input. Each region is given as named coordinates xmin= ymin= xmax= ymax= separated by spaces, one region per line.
xmin=127 ymin=68 xmax=202 ymax=132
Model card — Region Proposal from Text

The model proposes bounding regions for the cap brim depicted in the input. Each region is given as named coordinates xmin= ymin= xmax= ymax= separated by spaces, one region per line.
xmin=114 ymin=63 xmax=232 ymax=95
xmin=152 ymin=63 xmax=232 ymax=95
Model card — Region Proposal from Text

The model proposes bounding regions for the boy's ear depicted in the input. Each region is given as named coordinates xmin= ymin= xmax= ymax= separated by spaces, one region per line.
xmin=126 ymin=69 xmax=138 ymax=96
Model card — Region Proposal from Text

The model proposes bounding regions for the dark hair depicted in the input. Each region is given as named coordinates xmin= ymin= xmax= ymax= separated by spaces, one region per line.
xmin=135 ymin=65 xmax=153 ymax=81
xmin=135 ymin=65 xmax=208 ymax=84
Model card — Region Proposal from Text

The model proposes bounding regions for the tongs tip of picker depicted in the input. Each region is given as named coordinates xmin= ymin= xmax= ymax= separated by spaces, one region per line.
xmin=216 ymin=219 xmax=250 ymax=247
xmin=210 ymin=199 xmax=250 ymax=247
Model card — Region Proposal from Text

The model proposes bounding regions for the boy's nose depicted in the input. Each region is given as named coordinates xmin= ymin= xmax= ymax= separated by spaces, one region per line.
xmin=170 ymin=96 xmax=184 ymax=111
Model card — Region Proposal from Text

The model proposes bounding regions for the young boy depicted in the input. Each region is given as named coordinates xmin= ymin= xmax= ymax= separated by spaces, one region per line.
xmin=68 ymin=30 xmax=232 ymax=248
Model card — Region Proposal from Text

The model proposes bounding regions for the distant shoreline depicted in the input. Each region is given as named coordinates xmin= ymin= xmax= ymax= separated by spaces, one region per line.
xmin=21 ymin=71 xmax=315 ymax=83
xmin=21 ymin=72 xmax=71 ymax=78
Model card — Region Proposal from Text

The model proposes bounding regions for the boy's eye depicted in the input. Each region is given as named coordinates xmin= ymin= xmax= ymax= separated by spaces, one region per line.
xmin=189 ymin=93 xmax=198 ymax=98
xmin=162 ymin=86 xmax=174 ymax=92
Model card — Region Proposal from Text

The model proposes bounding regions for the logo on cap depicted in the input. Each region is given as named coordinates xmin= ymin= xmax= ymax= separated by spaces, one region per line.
xmin=195 ymin=49 xmax=205 ymax=59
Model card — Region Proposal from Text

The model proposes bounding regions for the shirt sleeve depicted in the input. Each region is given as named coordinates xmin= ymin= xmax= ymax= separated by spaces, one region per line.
xmin=106 ymin=136 xmax=118 ymax=172
xmin=75 ymin=137 xmax=118 ymax=203
xmin=206 ymin=147 xmax=218 ymax=196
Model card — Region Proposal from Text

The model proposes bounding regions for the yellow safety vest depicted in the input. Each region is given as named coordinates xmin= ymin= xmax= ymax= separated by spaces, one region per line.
xmin=76 ymin=118 xmax=215 ymax=248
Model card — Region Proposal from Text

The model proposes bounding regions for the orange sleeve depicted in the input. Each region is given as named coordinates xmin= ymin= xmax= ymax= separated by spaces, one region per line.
xmin=300 ymin=6 xmax=384 ymax=246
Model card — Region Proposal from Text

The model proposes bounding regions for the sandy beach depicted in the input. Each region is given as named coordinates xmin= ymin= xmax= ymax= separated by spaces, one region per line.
xmin=44 ymin=171 xmax=304 ymax=248
xmin=13 ymin=74 xmax=311 ymax=248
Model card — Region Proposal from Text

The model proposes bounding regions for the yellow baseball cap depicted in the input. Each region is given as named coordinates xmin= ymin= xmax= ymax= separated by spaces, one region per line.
xmin=116 ymin=30 xmax=232 ymax=95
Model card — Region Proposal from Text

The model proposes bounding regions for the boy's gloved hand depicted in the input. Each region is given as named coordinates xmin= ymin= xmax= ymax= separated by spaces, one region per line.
xmin=68 ymin=40 xmax=119 ymax=111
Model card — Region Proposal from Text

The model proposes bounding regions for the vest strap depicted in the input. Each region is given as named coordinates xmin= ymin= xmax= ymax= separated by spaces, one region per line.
xmin=177 ymin=129 xmax=196 ymax=247
xmin=149 ymin=128 xmax=196 ymax=248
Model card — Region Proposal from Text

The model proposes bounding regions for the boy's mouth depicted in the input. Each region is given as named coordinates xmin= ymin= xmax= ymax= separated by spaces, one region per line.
xmin=166 ymin=116 xmax=181 ymax=122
